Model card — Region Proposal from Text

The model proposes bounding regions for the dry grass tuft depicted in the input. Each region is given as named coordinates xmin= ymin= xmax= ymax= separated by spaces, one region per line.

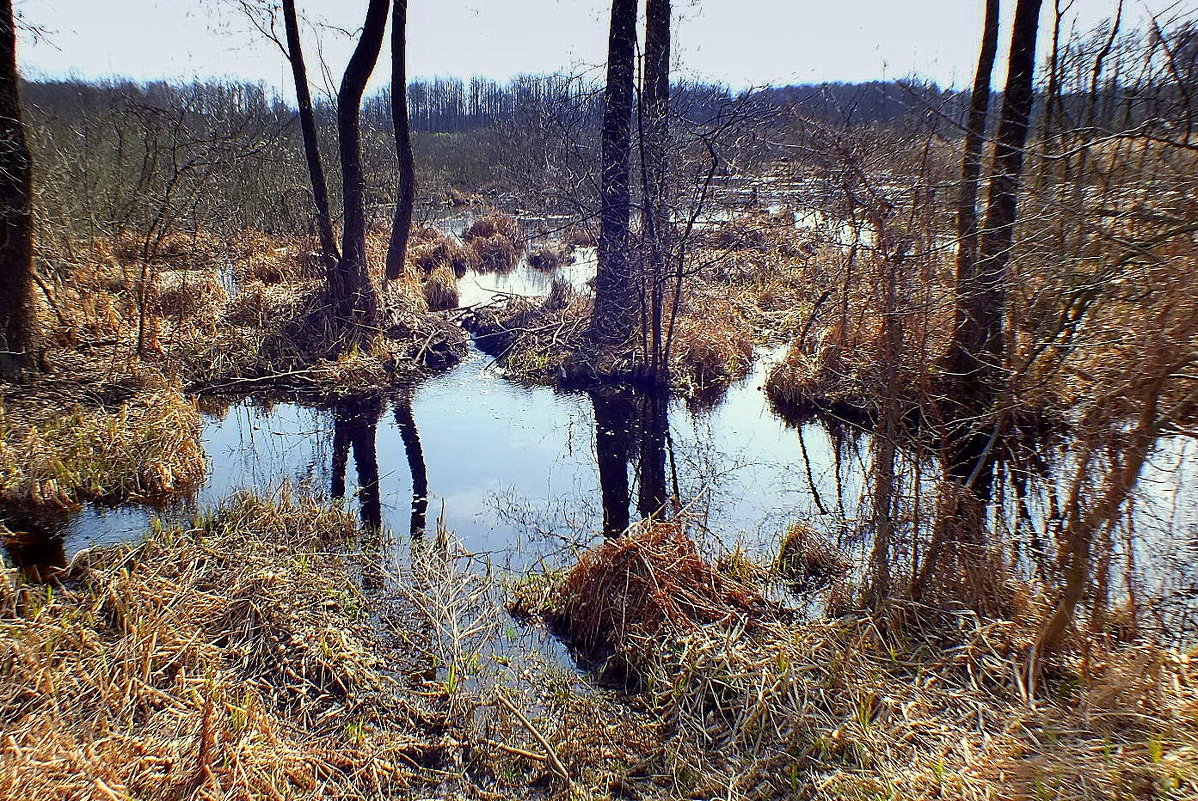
xmin=0 ymin=387 xmax=205 ymax=508
xmin=527 ymin=244 xmax=571 ymax=271
xmin=469 ymin=233 xmax=521 ymax=273
xmin=462 ymin=213 xmax=525 ymax=273
xmin=422 ymin=264 xmax=460 ymax=311
xmin=544 ymin=521 xmax=773 ymax=684
xmin=409 ymin=227 xmax=477 ymax=277
xmin=462 ymin=212 xmax=525 ymax=248
xmin=562 ymin=225 xmax=598 ymax=249
xmin=775 ymin=521 xmax=850 ymax=591
xmin=0 ymin=490 xmax=439 ymax=800
xmin=668 ymin=292 xmax=755 ymax=394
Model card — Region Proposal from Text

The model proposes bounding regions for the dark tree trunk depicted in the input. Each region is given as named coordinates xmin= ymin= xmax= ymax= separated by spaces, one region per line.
xmin=635 ymin=388 xmax=669 ymax=520
xmin=333 ymin=0 xmax=389 ymax=327
xmin=385 ymin=0 xmax=415 ymax=281
xmin=282 ymin=0 xmax=339 ymax=270
xmin=588 ymin=0 xmax=638 ymax=346
xmin=0 ymin=0 xmax=38 ymax=380
xmin=331 ymin=397 xmax=383 ymax=531
xmin=640 ymin=0 xmax=671 ymax=378
xmin=964 ymin=0 xmax=1044 ymax=407
xmin=944 ymin=0 xmax=1001 ymax=396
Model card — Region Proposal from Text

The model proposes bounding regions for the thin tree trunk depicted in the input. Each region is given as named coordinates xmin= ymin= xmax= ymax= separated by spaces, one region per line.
xmin=385 ymin=0 xmax=415 ymax=280
xmin=641 ymin=0 xmax=671 ymax=379
xmin=589 ymin=0 xmax=638 ymax=347
xmin=0 ymin=0 xmax=38 ymax=379
xmin=333 ymin=0 xmax=389 ymax=327
xmin=282 ymin=0 xmax=339 ymax=270
xmin=945 ymin=0 xmax=1000 ymax=392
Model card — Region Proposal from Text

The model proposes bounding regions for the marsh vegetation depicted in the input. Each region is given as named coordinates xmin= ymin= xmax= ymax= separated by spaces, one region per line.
xmin=2 ymin=0 xmax=1198 ymax=798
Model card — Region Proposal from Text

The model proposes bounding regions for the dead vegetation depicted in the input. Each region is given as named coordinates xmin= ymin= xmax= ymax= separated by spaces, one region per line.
xmin=408 ymin=226 xmax=478 ymax=277
xmin=0 ymin=490 xmax=442 ymax=800
xmin=462 ymin=212 xmax=526 ymax=273
xmin=518 ymin=520 xmax=1198 ymax=800
xmin=0 ymin=382 xmax=204 ymax=508
xmin=26 ymin=228 xmax=470 ymax=400
xmin=527 ymin=244 xmax=572 ymax=271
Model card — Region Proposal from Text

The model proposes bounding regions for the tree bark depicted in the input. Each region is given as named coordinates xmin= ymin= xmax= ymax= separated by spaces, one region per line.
xmin=385 ymin=0 xmax=415 ymax=280
xmin=641 ymin=0 xmax=671 ymax=379
xmin=333 ymin=0 xmax=389 ymax=327
xmin=0 ymin=0 xmax=38 ymax=379
xmin=588 ymin=0 xmax=638 ymax=347
xmin=945 ymin=0 xmax=1000 ymax=395
xmin=965 ymin=0 xmax=1044 ymax=404
xmin=282 ymin=0 xmax=339 ymax=270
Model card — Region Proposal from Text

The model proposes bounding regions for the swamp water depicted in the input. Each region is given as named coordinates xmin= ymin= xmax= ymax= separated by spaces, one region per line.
xmin=4 ymin=255 xmax=1198 ymax=645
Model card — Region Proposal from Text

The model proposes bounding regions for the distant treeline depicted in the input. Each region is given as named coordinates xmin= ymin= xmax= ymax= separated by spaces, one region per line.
xmin=22 ymin=75 xmax=967 ymax=135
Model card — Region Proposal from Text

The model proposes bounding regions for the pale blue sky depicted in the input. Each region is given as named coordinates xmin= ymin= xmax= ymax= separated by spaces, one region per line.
xmin=15 ymin=0 xmax=1184 ymax=96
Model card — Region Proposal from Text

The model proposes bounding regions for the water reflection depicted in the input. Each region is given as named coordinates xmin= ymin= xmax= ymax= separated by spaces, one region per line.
xmin=590 ymin=386 xmax=672 ymax=537
xmin=394 ymin=393 xmax=429 ymax=537
xmin=330 ymin=395 xmax=384 ymax=531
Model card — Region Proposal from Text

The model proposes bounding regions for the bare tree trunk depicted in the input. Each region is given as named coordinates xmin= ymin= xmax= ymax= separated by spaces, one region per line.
xmin=589 ymin=0 xmax=638 ymax=347
xmin=282 ymin=0 xmax=339 ymax=270
xmin=945 ymin=0 xmax=1000 ymax=393
xmin=385 ymin=0 xmax=415 ymax=280
xmin=640 ymin=0 xmax=671 ymax=380
xmin=966 ymin=0 xmax=1044 ymax=404
xmin=333 ymin=0 xmax=389 ymax=328
xmin=0 ymin=0 xmax=38 ymax=379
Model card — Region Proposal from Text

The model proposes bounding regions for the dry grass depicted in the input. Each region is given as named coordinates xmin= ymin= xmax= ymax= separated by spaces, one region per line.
xmin=463 ymin=213 xmax=526 ymax=273
xmin=527 ymin=245 xmax=571 ymax=271
xmin=422 ymin=264 xmax=460 ymax=311
xmin=539 ymin=521 xmax=774 ymax=685
xmin=562 ymin=225 xmax=598 ymax=249
xmin=462 ymin=212 xmax=526 ymax=249
xmin=0 ymin=385 xmax=205 ymax=508
xmin=25 ymin=227 xmax=470 ymax=399
xmin=0 ymin=489 xmax=441 ymax=800
xmin=667 ymin=290 xmax=755 ymax=395
xmin=409 ymin=227 xmax=478 ymax=277
xmin=521 ymin=522 xmax=1198 ymax=801
xmin=469 ymin=233 xmax=521 ymax=273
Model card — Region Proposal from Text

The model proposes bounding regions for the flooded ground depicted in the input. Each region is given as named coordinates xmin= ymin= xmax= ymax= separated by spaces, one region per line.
xmin=4 ymin=247 xmax=1198 ymax=640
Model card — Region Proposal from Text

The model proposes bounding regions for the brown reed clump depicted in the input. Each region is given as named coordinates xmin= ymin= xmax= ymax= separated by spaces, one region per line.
xmin=409 ymin=227 xmax=478 ymax=277
xmin=461 ymin=212 xmax=525 ymax=248
xmin=775 ymin=521 xmax=850 ymax=592
xmin=0 ymin=386 xmax=206 ymax=509
xmin=521 ymin=525 xmax=1198 ymax=800
xmin=469 ymin=233 xmax=521 ymax=273
xmin=546 ymin=521 xmax=773 ymax=684
xmin=562 ymin=225 xmax=598 ymax=249
xmin=668 ymin=293 xmax=755 ymax=393
xmin=527 ymin=245 xmax=570 ymax=271
xmin=0 ymin=489 xmax=439 ymax=800
xmin=422 ymin=264 xmax=460 ymax=311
